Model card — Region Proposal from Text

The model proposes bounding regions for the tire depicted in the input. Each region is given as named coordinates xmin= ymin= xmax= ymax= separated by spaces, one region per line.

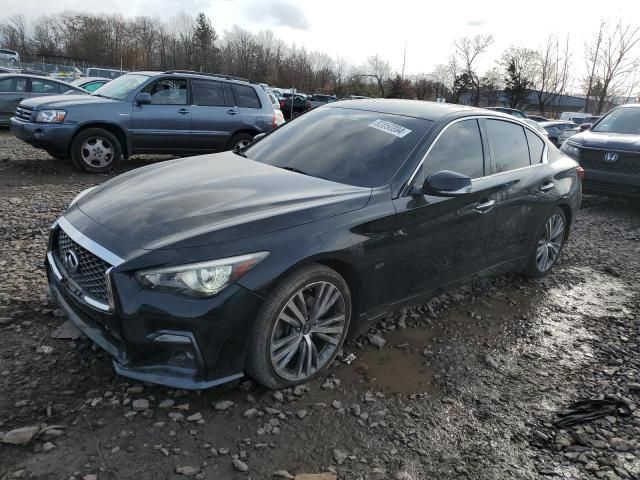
xmin=246 ymin=264 xmax=352 ymax=389
xmin=522 ymin=207 xmax=567 ymax=278
xmin=227 ymin=132 xmax=254 ymax=151
xmin=71 ymin=128 xmax=122 ymax=173
xmin=47 ymin=150 xmax=67 ymax=160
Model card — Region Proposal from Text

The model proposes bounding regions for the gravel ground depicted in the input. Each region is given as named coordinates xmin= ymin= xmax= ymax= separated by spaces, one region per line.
xmin=0 ymin=130 xmax=639 ymax=480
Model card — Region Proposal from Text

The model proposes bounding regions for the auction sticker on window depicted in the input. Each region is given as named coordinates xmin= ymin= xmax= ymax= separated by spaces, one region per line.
xmin=368 ymin=119 xmax=412 ymax=138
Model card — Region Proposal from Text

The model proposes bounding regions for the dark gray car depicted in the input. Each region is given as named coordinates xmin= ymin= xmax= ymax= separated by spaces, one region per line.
xmin=10 ymin=71 xmax=278 ymax=172
xmin=0 ymin=74 xmax=86 ymax=125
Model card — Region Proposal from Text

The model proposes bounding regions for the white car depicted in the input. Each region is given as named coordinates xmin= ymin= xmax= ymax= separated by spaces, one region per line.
xmin=267 ymin=91 xmax=285 ymax=126
xmin=0 ymin=49 xmax=19 ymax=64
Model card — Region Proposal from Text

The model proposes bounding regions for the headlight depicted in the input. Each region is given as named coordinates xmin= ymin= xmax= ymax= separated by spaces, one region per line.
xmin=560 ymin=141 xmax=580 ymax=159
xmin=36 ymin=110 xmax=67 ymax=123
xmin=137 ymin=252 xmax=269 ymax=297
xmin=69 ymin=186 xmax=97 ymax=207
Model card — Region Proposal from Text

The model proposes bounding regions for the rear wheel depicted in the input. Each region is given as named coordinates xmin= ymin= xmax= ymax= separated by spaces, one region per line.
xmin=523 ymin=207 xmax=567 ymax=278
xmin=227 ymin=132 xmax=254 ymax=151
xmin=246 ymin=264 xmax=351 ymax=389
xmin=71 ymin=128 xmax=122 ymax=173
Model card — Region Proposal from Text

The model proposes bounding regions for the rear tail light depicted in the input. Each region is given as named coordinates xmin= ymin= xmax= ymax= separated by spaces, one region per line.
xmin=576 ymin=166 xmax=585 ymax=179
xmin=271 ymin=114 xmax=277 ymax=129
xmin=279 ymin=100 xmax=285 ymax=109
xmin=305 ymin=101 xmax=311 ymax=109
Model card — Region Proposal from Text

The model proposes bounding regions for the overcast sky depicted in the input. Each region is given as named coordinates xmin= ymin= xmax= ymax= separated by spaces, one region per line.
xmin=3 ymin=0 xmax=640 ymax=84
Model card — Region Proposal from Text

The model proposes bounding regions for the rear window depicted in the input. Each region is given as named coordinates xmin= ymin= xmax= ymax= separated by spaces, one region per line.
xmin=246 ymin=107 xmax=432 ymax=187
xmin=525 ymin=129 xmax=545 ymax=164
xmin=233 ymin=84 xmax=261 ymax=108
xmin=485 ymin=119 xmax=531 ymax=173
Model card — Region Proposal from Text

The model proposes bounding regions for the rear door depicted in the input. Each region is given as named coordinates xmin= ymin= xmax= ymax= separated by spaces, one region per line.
xmin=130 ymin=77 xmax=191 ymax=151
xmin=232 ymin=83 xmax=265 ymax=124
xmin=480 ymin=118 xmax=554 ymax=263
xmin=190 ymin=79 xmax=240 ymax=151
xmin=0 ymin=76 xmax=27 ymax=123
xmin=389 ymin=118 xmax=499 ymax=300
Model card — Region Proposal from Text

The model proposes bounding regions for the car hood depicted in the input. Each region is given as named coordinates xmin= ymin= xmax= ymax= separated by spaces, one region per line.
xmin=570 ymin=130 xmax=640 ymax=152
xmin=77 ymin=152 xmax=372 ymax=250
xmin=21 ymin=94 xmax=114 ymax=109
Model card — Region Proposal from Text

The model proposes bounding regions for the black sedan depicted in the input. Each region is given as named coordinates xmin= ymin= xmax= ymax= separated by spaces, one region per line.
xmin=539 ymin=121 xmax=579 ymax=146
xmin=561 ymin=104 xmax=640 ymax=197
xmin=46 ymin=100 xmax=582 ymax=389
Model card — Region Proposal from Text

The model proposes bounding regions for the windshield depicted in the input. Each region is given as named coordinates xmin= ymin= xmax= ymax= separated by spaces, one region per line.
xmin=245 ymin=107 xmax=432 ymax=187
xmin=91 ymin=74 xmax=149 ymax=100
xmin=592 ymin=108 xmax=640 ymax=134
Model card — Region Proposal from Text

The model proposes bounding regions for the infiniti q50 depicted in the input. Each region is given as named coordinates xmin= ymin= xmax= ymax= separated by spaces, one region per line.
xmin=46 ymin=99 xmax=582 ymax=389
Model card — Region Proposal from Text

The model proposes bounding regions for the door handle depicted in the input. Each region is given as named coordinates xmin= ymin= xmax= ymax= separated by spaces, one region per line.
xmin=227 ymin=109 xmax=239 ymax=115
xmin=540 ymin=181 xmax=555 ymax=192
xmin=475 ymin=199 xmax=496 ymax=213
xmin=177 ymin=108 xmax=190 ymax=115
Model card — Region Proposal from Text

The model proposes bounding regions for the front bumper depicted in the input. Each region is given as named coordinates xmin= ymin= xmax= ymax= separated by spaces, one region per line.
xmin=581 ymin=168 xmax=640 ymax=197
xmin=46 ymin=223 xmax=265 ymax=389
xmin=10 ymin=117 xmax=75 ymax=155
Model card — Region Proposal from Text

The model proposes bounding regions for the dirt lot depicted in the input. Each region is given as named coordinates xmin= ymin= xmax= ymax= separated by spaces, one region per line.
xmin=1 ymin=130 xmax=639 ymax=480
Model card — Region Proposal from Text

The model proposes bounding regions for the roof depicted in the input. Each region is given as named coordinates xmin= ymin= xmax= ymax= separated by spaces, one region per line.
xmin=0 ymin=73 xmax=70 ymax=83
xmin=329 ymin=99 xmax=487 ymax=121
xmin=117 ymin=70 xmax=254 ymax=85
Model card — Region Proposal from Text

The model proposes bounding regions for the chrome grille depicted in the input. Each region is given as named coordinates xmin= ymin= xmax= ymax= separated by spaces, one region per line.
xmin=580 ymin=149 xmax=640 ymax=175
xmin=55 ymin=228 xmax=112 ymax=302
xmin=15 ymin=104 xmax=34 ymax=121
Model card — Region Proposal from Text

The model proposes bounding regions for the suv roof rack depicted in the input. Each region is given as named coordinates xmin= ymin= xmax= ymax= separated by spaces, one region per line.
xmin=163 ymin=70 xmax=250 ymax=83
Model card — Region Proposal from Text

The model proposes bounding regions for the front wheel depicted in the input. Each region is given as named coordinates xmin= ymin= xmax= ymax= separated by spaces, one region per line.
xmin=227 ymin=132 xmax=254 ymax=151
xmin=246 ymin=264 xmax=351 ymax=389
xmin=522 ymin=207 xmax=567 ymax=278
xmin=71 ymin=128 xmax=122 ymax=173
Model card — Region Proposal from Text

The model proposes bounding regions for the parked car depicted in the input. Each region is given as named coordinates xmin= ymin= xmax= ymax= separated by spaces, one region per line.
xmin=539 ymin=121 xmax=579 ymax=146
xmin=10 ymin=70 xmax=278 ymax=172
xmin=0 ymin=48 xmax=19 ymax=64
xmin=267 ymin=91 xmax=285 ymax=126
xmin=556 ymin=125 xmax=581 ymax=147
xmin=86 ymin=67 xmax=126 ymax=79
xmin=280 ymin=94 xmax=310 ymax=120
xmin=45 ymin=99 xmax=581 ymax=389
xmin=0 ymin=74 xmax=86 ymax=126
xmin=71 ymin=77 xmax=111 ymax=93
xmin=485 ymin=107 xmax=549 ymax=138
xmin=561 ymin=104 xmax=640 ymax=196
xmin=307 ymin=94 xmax=338 ymax=109
xmin=348 ymin=95 xmax=370 ymax=100
xmin=527 ymin=114 xmax=549 ymax=122
xmin=559 ymin=112 xmax=601 ymax=124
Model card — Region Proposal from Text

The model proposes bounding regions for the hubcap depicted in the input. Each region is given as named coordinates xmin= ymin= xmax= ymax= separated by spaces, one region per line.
xmin=269 ymin=281 xmax=346 ymax=382
xmin=235 ymin=139 xmax=252 ymax=150
xmin=81 ymin=137 xmax=114 ymax=168
xmin=536 ymin=213 xmax=565 ymax=272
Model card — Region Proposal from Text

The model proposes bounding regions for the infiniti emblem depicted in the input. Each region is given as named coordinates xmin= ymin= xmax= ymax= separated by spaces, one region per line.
xmin=604 ymin=152 xmax=619 ymax=163
xmin=63 ymin=250 xmax=80 ymax=274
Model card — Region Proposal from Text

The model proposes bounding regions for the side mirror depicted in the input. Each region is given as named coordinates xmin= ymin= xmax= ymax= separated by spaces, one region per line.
xmin=422 ymin=170 xmax=472 ymax=197
xmin=135 ymin=92 xmax=152 ymax=105
xmin=252 ymin=132 xmax=267 ymax=143
xmin=579 ymin=123 xmax=592 ymax=131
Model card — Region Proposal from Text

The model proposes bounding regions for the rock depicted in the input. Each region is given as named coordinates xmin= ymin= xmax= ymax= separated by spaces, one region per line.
xmin=168 ymin=412 xmax=184 ymax=422
xmin=332 ymin=448 xmax=348 ymax=465
xmin=50 ymin=320 xmax=80 ymax=340
xmin=628 ymin=383 xmax=640 ymax=392
xmin=233 ymin=458 xmax=249 ymax=472
xmin=243 ymin=408 xmax=258 ymax=418
xmin=83 ymin=475 xmax=97 ymax=480
xmin=132 ymin=399 xmax=149 ymax=411
xmin=273 ymin=470 xmax=294 ymax=479
xmin=186 ymin=412 xmax=202 ymax=422
xmin=42 ymin=441 xmax=56 ymax=452
xmin=367 ymin=467 xmax=387 ymax=480
xmin=484 ymin=353 xmax=500 ymax=369
xmin=610 ymin=438 xmax=634 ymax=452
xmin=295 ymin=475 xmax=337 ymax=480
xmin=273 ymin=391 xmax=284 ymax=403
xmin=296 ymin=409 xmax=308 ymax=419
xmin=350 ymin=404 xmax=361 ymax=416
xmin=331 ymin=400 xmax=342 ymax=410
xmin=368 ymin=334 xmax=386 ymax=349
xmin=2 ymin=426 xmax=39 ymax=445
xmin=158 ymin=399 xmax=175 ymax=409
xmin=176 ymin=465 xmax=201 ymax=477
xmin=214 ymin=400 xmax=234 ymax=411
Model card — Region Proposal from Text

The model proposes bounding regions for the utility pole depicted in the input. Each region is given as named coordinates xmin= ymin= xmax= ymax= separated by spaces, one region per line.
xmin=401 ymin=41 xmax=407 ymax=81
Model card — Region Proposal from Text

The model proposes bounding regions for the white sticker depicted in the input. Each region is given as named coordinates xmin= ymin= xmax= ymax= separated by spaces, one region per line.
xmin=368 ymin=119 xmax=412 ymax=138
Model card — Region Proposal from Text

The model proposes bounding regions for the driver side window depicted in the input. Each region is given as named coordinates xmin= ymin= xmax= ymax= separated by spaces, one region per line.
xmin=141 ymin=79 xmax=187 ymax=105
xmin=424 ymin=119 xmax=485 ymax=179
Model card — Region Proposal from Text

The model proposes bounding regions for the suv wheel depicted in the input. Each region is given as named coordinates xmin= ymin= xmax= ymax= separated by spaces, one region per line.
xmin=71 ymin=128 xmax=122 ymax=173
xmin=228 ymin=132 xmax=254 ymax=151
xmin=523 ymin=207 xmax=567 ymax=278
xmin=246 ymin=264 xmax=351 ymax=389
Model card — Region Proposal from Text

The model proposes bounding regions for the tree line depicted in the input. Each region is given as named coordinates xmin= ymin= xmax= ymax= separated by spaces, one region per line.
xmin=1 ymin=12 xmax=639 ymax=115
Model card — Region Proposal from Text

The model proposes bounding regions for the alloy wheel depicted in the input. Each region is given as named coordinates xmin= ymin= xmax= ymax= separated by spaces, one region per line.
xmin=80 ymin=136 xmax=114 ymax=168
xmin=235 ymin=139 xmax=252 ymax=150
xmin=269 ymin=281 xmax=346 ymax=382
xmin=536 ymin=213 xmax=565 ymax=272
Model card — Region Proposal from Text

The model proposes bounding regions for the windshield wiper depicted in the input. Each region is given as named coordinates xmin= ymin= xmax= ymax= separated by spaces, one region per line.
xmin=280 ymin=166 xmax=313 ymax=177
xmin=91 ymin=93 xmax=113 ymax=99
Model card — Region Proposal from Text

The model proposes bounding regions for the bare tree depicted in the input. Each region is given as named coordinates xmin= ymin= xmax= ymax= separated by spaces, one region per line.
xmin=584 ymin=20 xmax=605 ymax=113
xmin=366 ymin=54 xmax=391 ymax=97
xmin=531 ymin=35 xmax=572 ymax=116
xmin=454 ymin=34 xmax=494 ymax=106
